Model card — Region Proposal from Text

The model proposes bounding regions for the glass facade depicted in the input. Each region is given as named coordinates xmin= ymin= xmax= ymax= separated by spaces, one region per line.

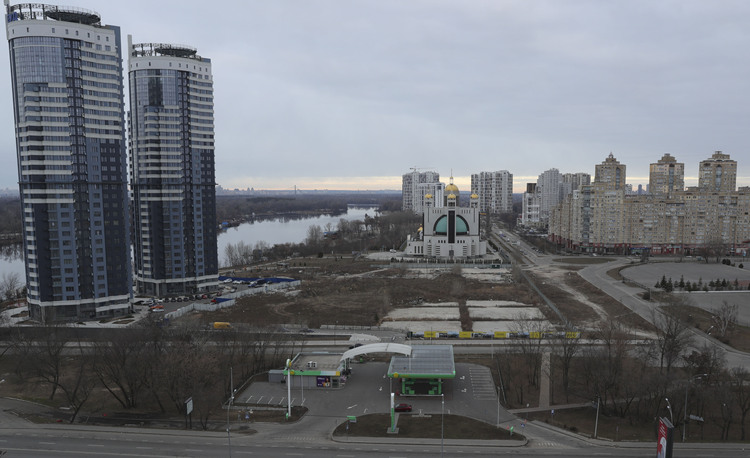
xmin=5 ymin=5 xmax=132 ymax=321
xmin=129 ymin=41 xmax=218 ymax=297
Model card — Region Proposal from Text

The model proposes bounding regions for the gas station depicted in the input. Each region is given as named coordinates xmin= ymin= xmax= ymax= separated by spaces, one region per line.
xmin=282 ymin=343 xmax=456 ymax=396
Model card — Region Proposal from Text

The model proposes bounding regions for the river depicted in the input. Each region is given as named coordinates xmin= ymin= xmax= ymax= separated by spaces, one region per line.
xmin=0 ymin=205 xmax=379 ymax=278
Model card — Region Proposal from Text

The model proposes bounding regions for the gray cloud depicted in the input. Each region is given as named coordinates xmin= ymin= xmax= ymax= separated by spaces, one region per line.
xmin=1 ymin=0 xmax=748 ymax=190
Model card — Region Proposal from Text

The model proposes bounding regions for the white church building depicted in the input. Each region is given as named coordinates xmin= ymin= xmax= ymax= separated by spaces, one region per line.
xmin=405 ymin=178 xmax=487 ymax=259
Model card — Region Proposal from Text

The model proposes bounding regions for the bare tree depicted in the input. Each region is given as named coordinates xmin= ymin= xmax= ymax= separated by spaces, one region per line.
xmin=581 ymin=320 xmax=631 ymax=412
xmin=92 ymin=328 xmax=148 ymax=408
xmin=701 ymin=235 xmax=727 ymax=264
xmin=57 ymin=335 xmax=97 ymax=424
xmin=731 ymin=366 xmax=750 ymax=440
xmin=305 ymin=224 xmax=322 ymax=249
xmin=652 ymin=295 xmax=693 ymax=374
xmin=551 ymin=331 xmax=580 ymax=402
xmin=27 ymin=324 xmax=68 ymax=400
xmin=0 ymin=272 xmax=21 ymax=302
xmin=509 ymin=316 xmax=544 ymax=388
xmin=223 ymin=243 xmax=239 ymax=268
xmin=684 ymin=346 xmax=725 ymax=383
xmin=714 ymin=301 xmax=738 ymax=337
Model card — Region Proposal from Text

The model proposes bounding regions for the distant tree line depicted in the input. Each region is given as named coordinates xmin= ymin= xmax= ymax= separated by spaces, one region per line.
xmin=215 ymin=194 xmax=400 ymax=224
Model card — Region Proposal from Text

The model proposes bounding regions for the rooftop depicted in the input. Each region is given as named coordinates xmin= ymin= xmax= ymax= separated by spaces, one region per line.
xmin=7 ymin=3 xmax=101 ymax=26
xmin=387 ymin=344 xmax=455 ymax=379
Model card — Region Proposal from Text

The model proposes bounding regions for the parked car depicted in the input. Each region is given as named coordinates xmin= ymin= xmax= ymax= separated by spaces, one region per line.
xmin=394 ymin=403 xmax=412 ymax=412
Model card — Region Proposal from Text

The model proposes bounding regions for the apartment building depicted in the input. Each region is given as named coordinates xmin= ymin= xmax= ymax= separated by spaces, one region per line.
xmin=402 ymin=170 xmax=443 ymax=213
xmin=5 ymin=3 xmax=132 ymax=321
xmin=470 ymin=170 xmax=513 ymax=214
xmin=128 ymin=38 xmax=218 ymax=297
xmin=549 ymin=152 xmax=750 ymax=255
xmin=699 ymin=150 xmax=737 ymax=193
xmin=649 ymin=153 xmax=684 ymax=197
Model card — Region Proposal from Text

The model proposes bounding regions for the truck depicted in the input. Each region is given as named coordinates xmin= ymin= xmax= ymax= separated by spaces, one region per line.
xmin=212 ymin=322 xmax=232 ymax=330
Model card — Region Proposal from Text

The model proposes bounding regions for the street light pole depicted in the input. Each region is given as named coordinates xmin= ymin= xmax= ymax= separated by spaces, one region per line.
xmin=286 ymin=359 xmax=291 ymax=420
xmin=441 ymin=393 xmax=445 ymax=457
xmin=227 ymin=366 xmax=234 ymax=458
xmin=665 ymin=397 xmax=673 ymax=424
xmin=594 ymin=396 xmax=600 ymax=439
xmin=683 ymin=384 xmax=689 ymax=442
xmin=684 ymin=374 xmax=708 ymax=442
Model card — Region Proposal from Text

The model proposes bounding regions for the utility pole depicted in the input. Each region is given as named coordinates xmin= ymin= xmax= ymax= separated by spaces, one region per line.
xmin=594 ymin=396 xmax=600 ymax=439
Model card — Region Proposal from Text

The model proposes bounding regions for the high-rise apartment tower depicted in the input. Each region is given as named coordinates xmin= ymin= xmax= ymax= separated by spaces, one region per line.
xmin=595 ymin=153 xmax=626 ymax=190
xmin=128 ymin=38 xmax=218 ymax=297
xmin=5 ymin=3 xmax=132 ymax=321
xmin=649 ymin=153 xmax=684 ymax=197
xmin=402 ymin=169 xmax=443 ymax=213
xmin=698 ymin=151 xmax=737 ymax=193
xmin=470 ymin=170 xmax=513 ymax=214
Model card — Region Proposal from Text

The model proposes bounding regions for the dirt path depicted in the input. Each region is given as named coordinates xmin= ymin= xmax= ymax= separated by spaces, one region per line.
xmin=527 ymin=265 xmax=609 ymax=326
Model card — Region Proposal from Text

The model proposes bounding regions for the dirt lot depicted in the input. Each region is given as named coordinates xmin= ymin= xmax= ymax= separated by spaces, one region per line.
xmin=193 ymin=257 xmax=544 ymax=330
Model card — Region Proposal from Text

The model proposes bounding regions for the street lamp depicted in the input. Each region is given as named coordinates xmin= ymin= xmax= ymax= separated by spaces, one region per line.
xmin=593 ymin=396 xmax=601 ymax=439
xmin=683 ymin=373 xmax=708 ymax=442
xmin=226 ymin=367 xmax=235 ymax=458
xmin=299 ymin=369 xmax=304 ymax=406
xmin=665 ymin=397 xmax=673 ymax=424
xmin=441 ymin=393 xmax=445 ymax=457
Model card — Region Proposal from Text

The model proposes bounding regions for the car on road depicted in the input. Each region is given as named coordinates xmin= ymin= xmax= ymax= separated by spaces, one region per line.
xmin=394 ymin=403 xmax=412 ymax=412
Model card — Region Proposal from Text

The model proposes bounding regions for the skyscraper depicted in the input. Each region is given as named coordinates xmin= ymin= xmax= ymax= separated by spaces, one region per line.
xmin=402 ymin=169 xmax=443 ymax=213
xmin=595 ymin=153 xmax=626 ymax=191
xmin=5 ymin=3 xmax=132 ymax=321
xmin=128 ymin=38 xmax=218 ymax=297
xmin=649 ymin=153 xmax=684 ymax=197
xmin=698 ymin=151 xmax=737 ymax=193
xmin=537 ymin=168 xmax=562 ymax=221
xmin=470 ymin=170 xmax=513 ymax=214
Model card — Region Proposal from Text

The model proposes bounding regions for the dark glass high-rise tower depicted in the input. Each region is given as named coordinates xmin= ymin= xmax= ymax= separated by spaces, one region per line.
xmin=128 ymin=37 xmax=218 ymax=297
xmin=4 ymin=3 xmax=132 ymax=321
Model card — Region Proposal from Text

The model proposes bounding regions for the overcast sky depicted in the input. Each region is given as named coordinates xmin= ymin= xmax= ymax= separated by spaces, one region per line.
xmin=2 ymin=0 xmax=750 ymax=192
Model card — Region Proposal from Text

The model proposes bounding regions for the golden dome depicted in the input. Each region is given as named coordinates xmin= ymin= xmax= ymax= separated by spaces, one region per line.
xmin=445 ymin=183 xmax=459 ymax=193
xmin=425 ymin=193 xmax=433 ymax=199
xmin=471 ymin=193 xmax=479 ymax=199
xmin=447 ymin=193 xmax=457 ymax=199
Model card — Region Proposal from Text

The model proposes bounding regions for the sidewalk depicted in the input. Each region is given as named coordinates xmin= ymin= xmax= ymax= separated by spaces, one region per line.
xmin=530 ymin=418 xmax=750 ymax=452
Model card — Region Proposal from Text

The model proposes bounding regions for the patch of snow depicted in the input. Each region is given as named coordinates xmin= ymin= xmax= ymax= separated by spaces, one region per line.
xmin=469 ymin=307 xmax=545 ymax=320
xmin=382 ymin=320 xmax=462 ymax=332
xmin=466 ymin=300 xmax=529 ymax=307
xmin=385 ymin=307 xmax=460 ymax=320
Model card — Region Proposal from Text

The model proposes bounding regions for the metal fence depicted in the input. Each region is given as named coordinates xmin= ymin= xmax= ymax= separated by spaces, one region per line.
xmin=165 ymin=281 xmax=301 ymax=320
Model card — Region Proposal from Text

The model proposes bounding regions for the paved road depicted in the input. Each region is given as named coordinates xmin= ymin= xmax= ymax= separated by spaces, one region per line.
xmin=579 ymin=258 xmax=750 ymax=369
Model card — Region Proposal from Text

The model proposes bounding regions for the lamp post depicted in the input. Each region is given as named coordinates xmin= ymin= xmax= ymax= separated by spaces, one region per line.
xmin=683 ymin=373 xmax=707 ymax=442
xmin=441 ymin=393 xmax=445 ymax=457
xmin=286 ymin=359 xmax=292 ymax=420
xmin=665 ymin=397 xmax=673 ymax=424
xmin=226 ymin=367 xmax=235 ymax=458
xmin=593 ymin=396 xmax=601 ymax=439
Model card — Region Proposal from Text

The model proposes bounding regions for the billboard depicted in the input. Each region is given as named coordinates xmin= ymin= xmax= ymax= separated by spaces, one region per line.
xmin=657 ymin=417 xmax=674 ymax=458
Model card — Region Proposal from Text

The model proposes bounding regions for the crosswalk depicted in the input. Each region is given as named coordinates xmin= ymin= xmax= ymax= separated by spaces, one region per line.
xmin=468 ymin=366 xmax=497 ymax=400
